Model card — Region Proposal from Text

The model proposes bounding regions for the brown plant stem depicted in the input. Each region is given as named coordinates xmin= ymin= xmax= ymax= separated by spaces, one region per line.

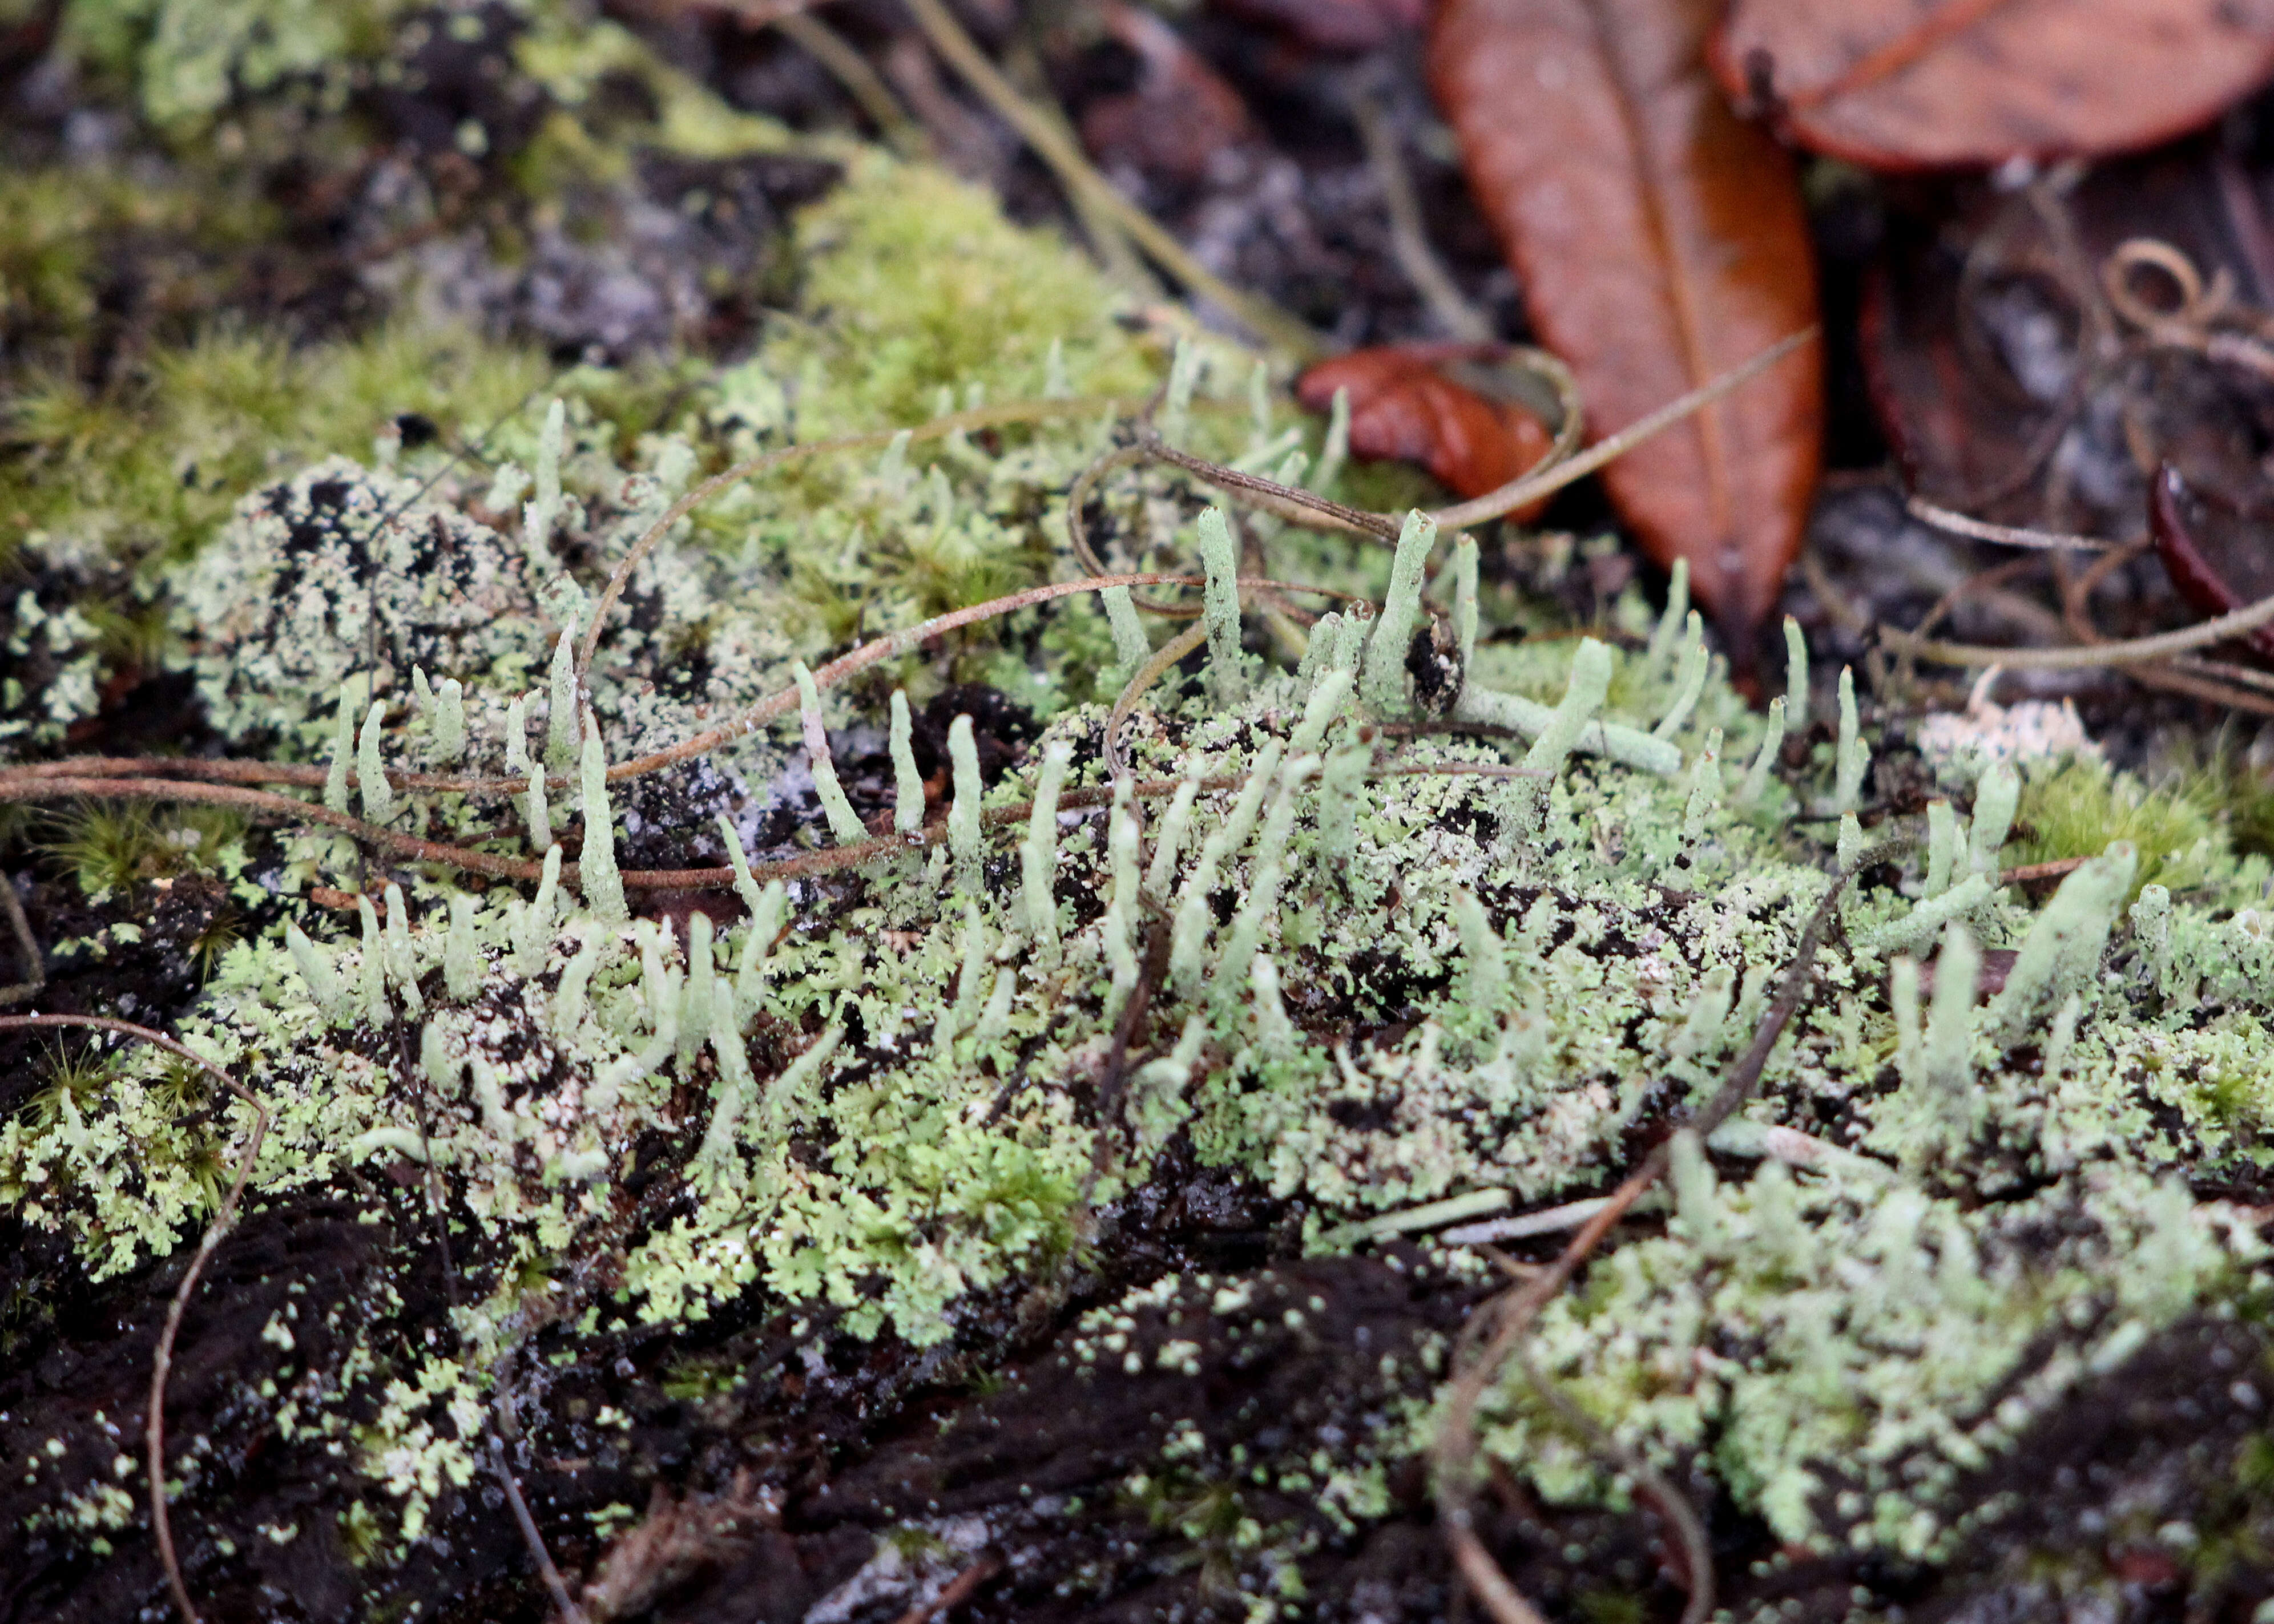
xmin=1884 ymin=578 xmax=2274 ymax=668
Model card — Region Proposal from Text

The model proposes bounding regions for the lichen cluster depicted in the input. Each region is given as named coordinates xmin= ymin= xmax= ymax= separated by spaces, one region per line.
xmin=11 ymin=87 xmax=2274 ymax=1615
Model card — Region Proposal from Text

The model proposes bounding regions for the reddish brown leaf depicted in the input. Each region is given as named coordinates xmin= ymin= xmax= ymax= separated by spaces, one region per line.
xmin=2152 ymin=464 xmax=2274 ymax=659
xmin=1429 ymin=0 xmax=1823 ymax=647
xmin=1296 ymin=344 xmax=1557 ymax=508
xmin=1713 ymin=0 xmax=2274 ymax=171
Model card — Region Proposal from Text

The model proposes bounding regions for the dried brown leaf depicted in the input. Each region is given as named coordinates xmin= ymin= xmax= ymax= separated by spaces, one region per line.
xmin=1715 ymin=0 xmax=2274 ymax=171
xmin=1429 ymin=0 xmax=1823 ymax=647
xmin=1296 ymin=344 xmax=1557 ymax=506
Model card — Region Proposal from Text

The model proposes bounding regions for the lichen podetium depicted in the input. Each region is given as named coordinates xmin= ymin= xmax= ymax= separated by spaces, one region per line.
xmin=8 ymin=139 xmax=2274 ymax=1602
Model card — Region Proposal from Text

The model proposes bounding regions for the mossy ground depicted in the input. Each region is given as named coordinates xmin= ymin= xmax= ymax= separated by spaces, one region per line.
xmin=12 ymin=6 xmax=2274 ymax=1623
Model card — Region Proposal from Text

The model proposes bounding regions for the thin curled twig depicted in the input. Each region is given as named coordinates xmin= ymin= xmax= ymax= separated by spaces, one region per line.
xmin=1431 ymin=862 xmax=1858 ymax=1624
xmin=0 ymin=1013 xmax=271 ymax=1624
xmin=2034 ymin=534 xmax=2274 ymax=721
xmin=0 ymin=571 xmax=1277 ymax=813
xmin=0 ymin=573 xmax=1349 ymax=901
xmin=1107 ymin=622 xmax=1208 ymax=793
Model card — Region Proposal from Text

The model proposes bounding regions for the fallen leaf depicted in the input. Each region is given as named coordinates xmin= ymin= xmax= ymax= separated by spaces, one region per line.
xmin=1713 ymin=0 xmax=2274 ymax=171
xmin=1295 ymin=344 xmax=1556 ymax=506
xmin=1429 ymin=0 xmax=1822 ymax=649
xmin=2152 ymin=463 xmax=2274 ymax=658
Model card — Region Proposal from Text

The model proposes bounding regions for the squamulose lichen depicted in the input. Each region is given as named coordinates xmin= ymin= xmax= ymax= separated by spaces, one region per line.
xmin=9 ymin=149 xmax=2274 ymax=1594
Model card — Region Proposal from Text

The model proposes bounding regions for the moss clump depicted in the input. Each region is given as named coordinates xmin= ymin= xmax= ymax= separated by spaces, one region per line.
xmin=4 ymin=325 xmax=553 ymax=577
xmin=2006 ymin=754 xmax=2231 ymax=900
xmin=765 ymin=157 xmax=1157 ymax=437
xmin=38 ymin=802 xmax=245 ymax=900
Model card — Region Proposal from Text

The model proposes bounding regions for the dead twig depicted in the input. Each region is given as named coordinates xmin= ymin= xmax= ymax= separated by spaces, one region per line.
xmin=0 ymin=871 xmax=44 ymax=1007
xmin=1905 ymin=494 xmax=2119 ymax=552
xmin=0 ymin=1013 xmax=271 ymax=1624
xmin=1428 ymin=328 xmax=1816 ymax=532
xmin=491 ymin=1431 xmax=590 ymax=1624
xmin=1884 ymin=579 xmax=2274 ymax=669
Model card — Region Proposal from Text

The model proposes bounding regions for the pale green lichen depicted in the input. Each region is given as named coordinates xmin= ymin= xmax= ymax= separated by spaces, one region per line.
xmin=15 ymin=121 xmax=2274 ymax=1592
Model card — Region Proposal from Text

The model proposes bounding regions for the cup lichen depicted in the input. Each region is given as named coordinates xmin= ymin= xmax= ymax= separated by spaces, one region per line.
xmin=11 ymin=101 xmax=2274 ymax=1614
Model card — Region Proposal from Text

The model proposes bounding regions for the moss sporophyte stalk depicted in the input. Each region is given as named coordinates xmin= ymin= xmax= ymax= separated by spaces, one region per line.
xmin=8 ymin=147 xmax=2274 ymax=1596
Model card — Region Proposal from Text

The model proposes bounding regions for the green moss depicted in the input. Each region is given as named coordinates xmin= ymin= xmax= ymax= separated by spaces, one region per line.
xmin=38 ymin=802 xmax=245 ymax=899
xmin=4 ymin=323 xmax=551 ymax=575
xmin=765 ymin=157 xmax=1156 ymax=437
xmin=2006 ymin=755 xmax=2229 ymax=902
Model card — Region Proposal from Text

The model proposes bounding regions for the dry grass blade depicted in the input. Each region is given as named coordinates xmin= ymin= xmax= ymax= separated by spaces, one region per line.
xmin=0 ymin=1013 xmax=272 ymax=1624
xmin=1429 ymin=326 xmax=1817 ymax=532
xmin=1348 ymin=82 xmax=1498 ymax=346
xmin=773 ymin=9 xmax=927 ymax=156
xmin=1141 ymin=438 xmax=1404 ymax=538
